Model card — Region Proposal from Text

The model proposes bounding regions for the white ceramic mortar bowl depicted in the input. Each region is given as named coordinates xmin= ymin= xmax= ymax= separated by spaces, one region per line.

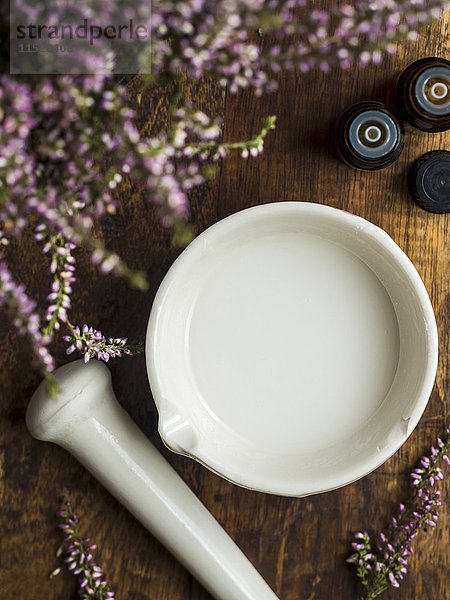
xmin=146 ymin=202 xmax=438 ymax=497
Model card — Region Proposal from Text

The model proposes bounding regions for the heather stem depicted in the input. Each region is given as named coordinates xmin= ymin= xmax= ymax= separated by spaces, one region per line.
xmin=348 ymin=427 xmax=450 ymax=598
xmin=53 ymin=499 xmax=115 ymax=599
xmin=64 ymin=322 xmax=144 ymax=363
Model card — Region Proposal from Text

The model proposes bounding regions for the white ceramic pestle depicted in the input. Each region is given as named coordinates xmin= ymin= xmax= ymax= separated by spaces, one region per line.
xmin=26 ymin=360 xmax=279 ymax=600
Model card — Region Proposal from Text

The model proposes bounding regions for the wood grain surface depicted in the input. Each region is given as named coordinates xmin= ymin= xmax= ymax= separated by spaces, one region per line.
xmin=1 ymin=12 xmax=450 ymax=600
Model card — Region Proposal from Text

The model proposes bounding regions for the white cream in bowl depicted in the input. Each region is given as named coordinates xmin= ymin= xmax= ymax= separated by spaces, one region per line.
xmin=147 ymin=202 xmax=438 ymax=496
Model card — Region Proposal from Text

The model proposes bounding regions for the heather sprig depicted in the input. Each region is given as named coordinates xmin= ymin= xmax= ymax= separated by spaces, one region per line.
xmin=348 ymin=426 xmax=450 ymax=599
xmin=151 ymin=0 xmax=450 ymax=92
xmin=64 ymin=323 xmax=144 ymax=364
xmin=262 ymin=0 xmax=449 ymax=75
xmin=35 ymin=226 xmax=76 ymax=339
xmin=51 ymin=500 xmax=114 ymax=599
xmin=0 ymin=72 xmax=149 ymax=289
xmin=181 ymin=113 xmax=277 ymax=160
xmin=0 ymin=70 xmax=271 ymax=373
xmin=14 ymin=0 xmax=449 ymax=91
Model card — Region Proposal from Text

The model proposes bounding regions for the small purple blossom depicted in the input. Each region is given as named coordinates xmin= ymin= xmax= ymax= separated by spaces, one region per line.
xmin=52 ymin=500 xmax=115 ymax=599
xmin=64 ymin=324 xmax=142 ymax=363
xmin=348 ymin=426 xmax=450 ymax=599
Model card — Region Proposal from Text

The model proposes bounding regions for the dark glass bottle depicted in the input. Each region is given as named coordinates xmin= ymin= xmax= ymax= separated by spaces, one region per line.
xmin=408 ymin=150 xmax=450 ymax=213
xmin=336 ymin=101 xmax=404 ymax=171
xmin=395 ymin=57 xmax=450 ymax=132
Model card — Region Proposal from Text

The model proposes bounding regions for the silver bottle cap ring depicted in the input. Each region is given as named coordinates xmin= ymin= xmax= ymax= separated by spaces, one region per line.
xmin=348 ymin=110 xmax=399 ymax=159
xmin=415 ymin=66 xmax=450 ymax=116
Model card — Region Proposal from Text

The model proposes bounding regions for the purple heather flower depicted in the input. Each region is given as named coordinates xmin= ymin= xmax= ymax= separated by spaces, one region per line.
xmin=52 ymin=500 xmax=115 ymax=599
xmin=348 ymin=426 xmax=450 ymax=599
xmin=64 ymin=323 xmax=141 ymax=363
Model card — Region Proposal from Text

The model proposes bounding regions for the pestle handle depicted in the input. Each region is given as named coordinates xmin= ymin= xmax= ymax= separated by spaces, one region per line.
xmin=26 ymin=360 xmax=279 ymax=600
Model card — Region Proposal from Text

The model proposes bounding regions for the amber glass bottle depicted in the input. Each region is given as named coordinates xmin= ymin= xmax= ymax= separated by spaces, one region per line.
xmin=336 ymin=101 xmax=404 ymax=171
xmin=395 ymin=57 xmax=450 ymax=132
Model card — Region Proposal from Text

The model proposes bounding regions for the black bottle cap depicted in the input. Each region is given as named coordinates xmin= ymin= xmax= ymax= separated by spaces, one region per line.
xmin=408 ymin=150 xmax=450 ymax=213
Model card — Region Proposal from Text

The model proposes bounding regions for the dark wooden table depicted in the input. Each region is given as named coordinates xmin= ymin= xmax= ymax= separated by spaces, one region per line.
xmin=1 ymin=15 xmax=450 ymax=600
